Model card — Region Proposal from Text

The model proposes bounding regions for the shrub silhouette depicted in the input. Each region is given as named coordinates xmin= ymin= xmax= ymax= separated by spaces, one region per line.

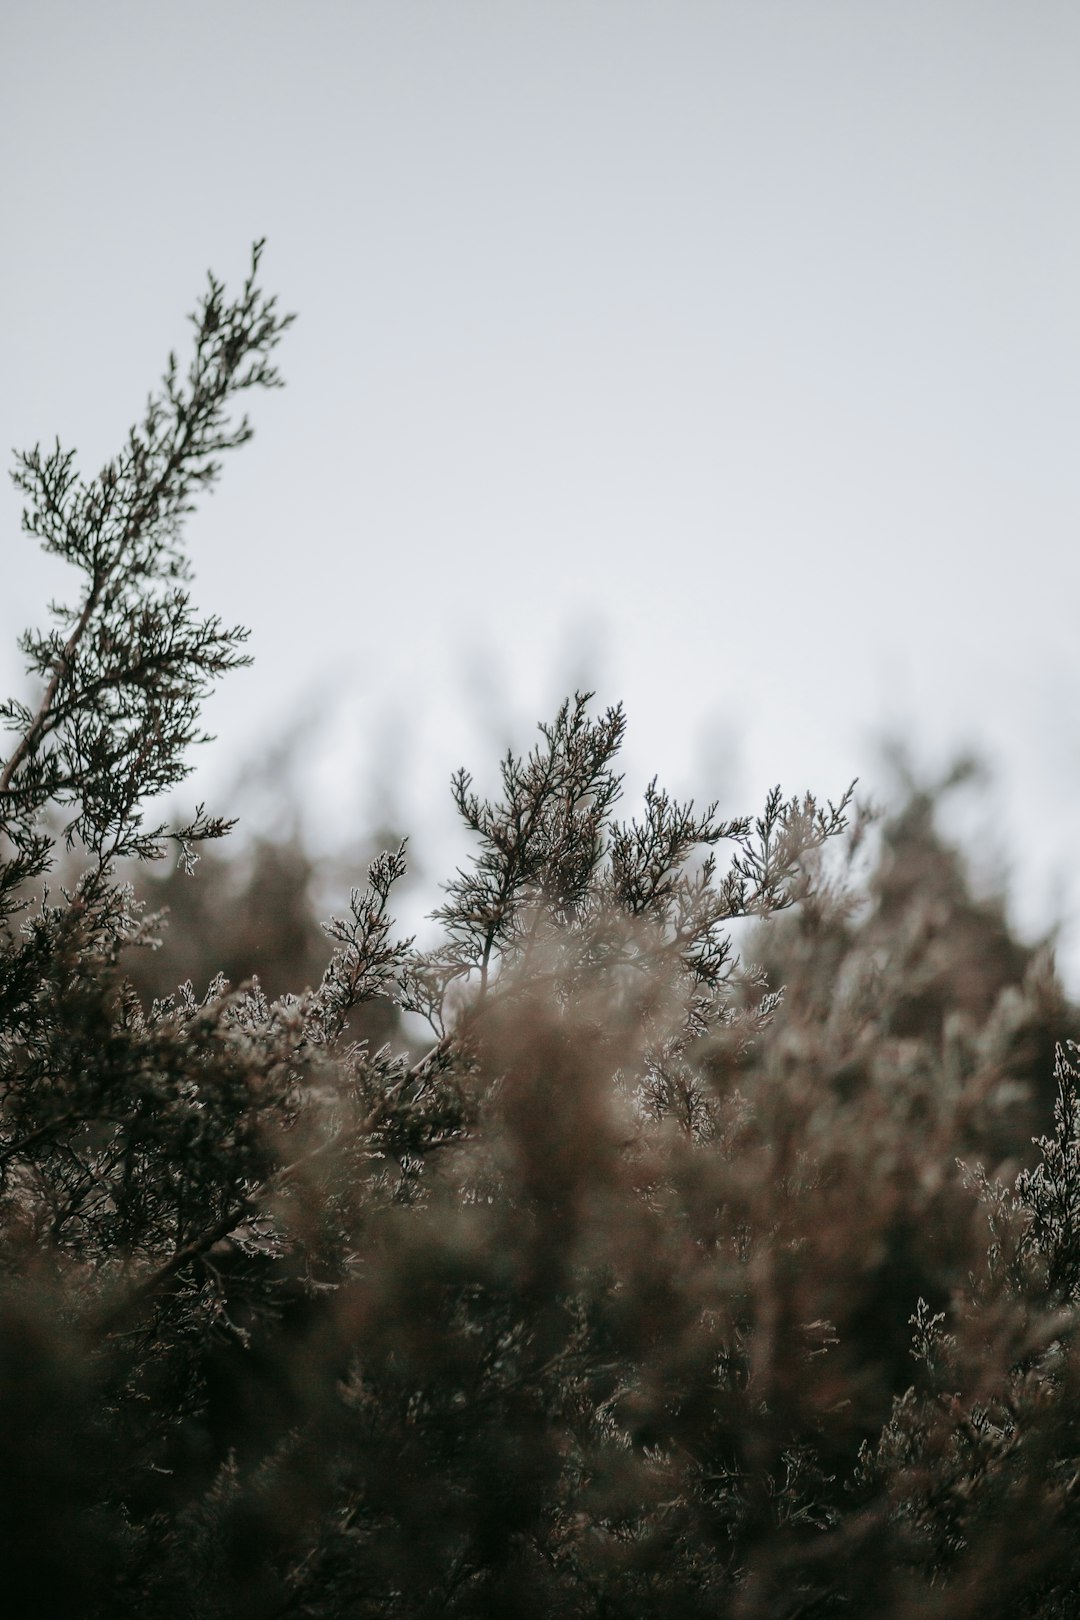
xmin=3 ymin=248 xmax=1080 ymax=1618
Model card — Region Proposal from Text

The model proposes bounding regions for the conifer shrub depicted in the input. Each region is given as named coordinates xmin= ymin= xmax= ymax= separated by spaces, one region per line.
xmin=4 ymin=248 xmax=1080 ymax=1617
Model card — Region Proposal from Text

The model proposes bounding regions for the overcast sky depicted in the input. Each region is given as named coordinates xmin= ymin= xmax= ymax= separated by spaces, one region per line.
xmin=3 ymin=3 xmax=1079 ymax=972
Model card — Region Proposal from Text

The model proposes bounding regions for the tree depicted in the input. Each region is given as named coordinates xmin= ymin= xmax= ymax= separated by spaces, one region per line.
xmin=4 ymin=248 xmax=1080 ymax=1618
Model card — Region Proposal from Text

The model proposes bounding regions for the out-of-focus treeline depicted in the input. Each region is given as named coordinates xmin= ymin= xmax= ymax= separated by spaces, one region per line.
xmin=121 ymin=752 xmax=1079 ymax=1173
xmin=752 ymin=762 xmax=1079 ymax=1168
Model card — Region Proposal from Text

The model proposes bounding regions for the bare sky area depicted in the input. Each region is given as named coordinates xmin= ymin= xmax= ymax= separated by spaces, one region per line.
xmin=3 ymin=3 xmax=1079 ymax=972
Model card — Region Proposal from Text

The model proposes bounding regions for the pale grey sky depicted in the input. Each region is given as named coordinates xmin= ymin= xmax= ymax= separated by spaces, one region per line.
xmin=3 ymin=3 xmax=1079 ymax=969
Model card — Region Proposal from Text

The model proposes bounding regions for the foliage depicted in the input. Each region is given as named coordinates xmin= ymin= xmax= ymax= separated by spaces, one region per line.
xmin=4 ymin=251 xmax=1080 ymax=1618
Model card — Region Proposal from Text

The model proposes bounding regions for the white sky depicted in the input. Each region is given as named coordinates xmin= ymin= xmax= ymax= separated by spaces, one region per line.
xmin=3 ymin=3 xmax=1080 ymax=973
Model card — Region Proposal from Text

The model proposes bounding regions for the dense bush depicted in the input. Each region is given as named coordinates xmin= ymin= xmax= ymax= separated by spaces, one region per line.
xmin=4 ymin=249 xmax=1080 ymax=1618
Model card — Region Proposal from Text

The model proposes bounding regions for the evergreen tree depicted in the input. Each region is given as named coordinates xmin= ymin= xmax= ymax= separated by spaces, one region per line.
xmin=5 ymin=249 xmax=1080 ymax=1618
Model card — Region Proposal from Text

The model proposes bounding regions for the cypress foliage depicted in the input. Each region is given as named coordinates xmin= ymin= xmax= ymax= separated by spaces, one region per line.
xmin=3 ymin=250 xmax=1080 ymax=1618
